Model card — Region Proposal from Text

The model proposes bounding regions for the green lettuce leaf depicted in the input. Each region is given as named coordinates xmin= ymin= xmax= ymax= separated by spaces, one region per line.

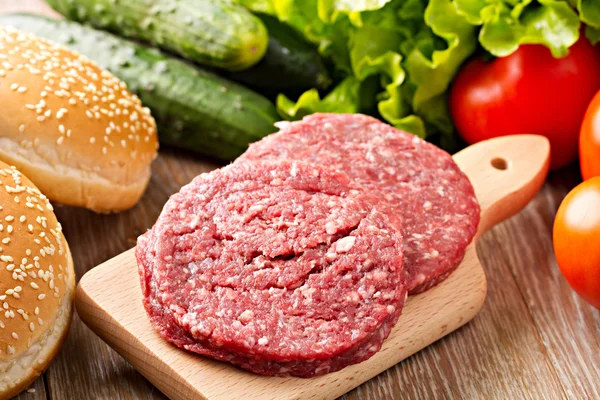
xmin=277 ymin=77 xmax=362 ymax=119
xmin=269 ymin=0 xmax=476 ymax=146
xmin=318 ymin=0 xmax=394 ymax=22
xmin=587 ymin=25 xmax=600 ymax=43
xmin=577 ymin=0 xmax=600 ymax=27
xmin=455 ymin=0 xmax=581 ymax=57
xmin=241 ymin=0 xmax=598 ymax=151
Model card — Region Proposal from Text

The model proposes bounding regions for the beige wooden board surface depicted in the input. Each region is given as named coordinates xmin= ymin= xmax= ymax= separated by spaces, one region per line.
xmin=1 ymin=2 xmax=600 ymax=399
xmin=74 ymin=135 xmax=549 ymax=400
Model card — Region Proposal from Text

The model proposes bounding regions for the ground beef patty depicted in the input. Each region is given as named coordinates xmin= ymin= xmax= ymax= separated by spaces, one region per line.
xmin=239 ymin=113 xmax=480 ymax=293
xmin=136 ymin=161 xmax=407 ymax=377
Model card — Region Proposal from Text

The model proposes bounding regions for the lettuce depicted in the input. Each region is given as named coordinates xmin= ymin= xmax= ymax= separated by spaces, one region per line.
xmin=456 ymin=0 xmax=580 ymax=57
xmin=240 ymin=0 xmax=599 ymax=149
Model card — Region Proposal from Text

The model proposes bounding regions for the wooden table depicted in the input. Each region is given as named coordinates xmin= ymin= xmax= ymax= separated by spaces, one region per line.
xmin=3 ymin=2 xmax=600 ymax=399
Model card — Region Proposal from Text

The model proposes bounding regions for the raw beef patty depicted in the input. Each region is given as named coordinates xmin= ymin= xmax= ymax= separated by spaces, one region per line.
xmin=136 ymin=161 xmax=407 ymax=377
xmin=239 ymin=113 xmax=480 ymax=293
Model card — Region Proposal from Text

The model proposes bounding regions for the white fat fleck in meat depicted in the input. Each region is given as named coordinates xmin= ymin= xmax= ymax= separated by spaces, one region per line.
xmin=238 ymin=309 xmax=254 ymax=324
xmin=386 ymin=305 xmax=395 ymax=314
xmin=371 ymin=270 xmax=389 ymax=282
xmin=365 ymin=150 xmax=376 ymax=162
xmin=411 ymin=233 xmax=424 ymax=240
xmin=345 ymin=291 xmax=360 ymax=303
xmin=245 ymin=336 xmax=256 ymax=347
xmin=188 ymin=262 xmax=198 ymax=274
xmin=324 ymin=251 xmax=337 ymax=262
xmin=258 ymin=336 xmax=269 ymax=346
xmin=290 ymin=162 xmax=299 ymax=177
xmin=274 ymin=121 xmax=291 ymax=130
xmin=248 ymin=204 xmax=265 ymax=214
xmin=325 ymin=221 xmax=337 ymax=235
xmin=423 ymin=201 xmax=432 ymax=210
xmin=188 ymin=214 xmax=202 ymax=228
xmin=335 ymin=236 xmax=355 ymax=253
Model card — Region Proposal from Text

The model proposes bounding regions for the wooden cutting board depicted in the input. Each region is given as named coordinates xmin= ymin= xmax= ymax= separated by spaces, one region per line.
xmin=75 ymin=134 xmax=550 ymax=400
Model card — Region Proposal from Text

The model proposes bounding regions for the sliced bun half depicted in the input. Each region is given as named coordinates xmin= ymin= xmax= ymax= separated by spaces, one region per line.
xmin=0 ymin=27 xmax=158 ymax=212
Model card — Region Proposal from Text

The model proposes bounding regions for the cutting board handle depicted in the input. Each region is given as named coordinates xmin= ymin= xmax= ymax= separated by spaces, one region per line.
xmin=453 ymin=135 xmax=550 ymax=238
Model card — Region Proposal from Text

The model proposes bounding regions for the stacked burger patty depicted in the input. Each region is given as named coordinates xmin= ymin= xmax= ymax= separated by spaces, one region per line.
xmin=136 ymin=113 xmax=480 ymax=377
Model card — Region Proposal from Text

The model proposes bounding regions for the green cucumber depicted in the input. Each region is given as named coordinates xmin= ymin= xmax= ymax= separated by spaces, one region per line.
xmin=227 ymin=14 xmax=331 ymax=98
xmin=45 ymin=0 xmax=268 ymax=71
xmin=0 ymin=14 xmax=279 ymax=161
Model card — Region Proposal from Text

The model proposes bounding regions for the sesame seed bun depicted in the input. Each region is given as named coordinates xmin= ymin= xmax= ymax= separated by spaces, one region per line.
xmin=0 ymin=27 xmax=158 ymax=213
xmin=0 ymin=162 xmax=75 ymax=399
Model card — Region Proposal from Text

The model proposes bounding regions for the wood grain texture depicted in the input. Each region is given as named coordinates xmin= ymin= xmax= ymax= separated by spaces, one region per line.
xmin=1 ymin=2 xmax=600 ymax=399
xmin=74 ymin=135 xmax=549 ymax=400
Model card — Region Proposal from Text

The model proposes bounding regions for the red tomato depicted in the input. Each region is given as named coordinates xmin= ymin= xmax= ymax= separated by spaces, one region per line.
xmin=450 ymin=36 xmax=600 ymax=170
xmin=580 ymin=89 xmax=600 ymax=180
xmin=553 ymin=177 xmax=600 ymax=309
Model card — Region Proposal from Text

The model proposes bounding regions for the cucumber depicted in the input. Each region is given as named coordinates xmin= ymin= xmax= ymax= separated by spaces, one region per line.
xmin=45 ymin=0 xmax=268 ymax=71
xmin=0 ymin=14 xmax=279 ymax=161
xmin=227 ymin=14 xmax=331 ymax=98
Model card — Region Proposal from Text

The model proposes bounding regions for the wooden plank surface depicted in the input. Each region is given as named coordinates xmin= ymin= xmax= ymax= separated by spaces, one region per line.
xmin=1 ymin=2 xmax=599 ymax=399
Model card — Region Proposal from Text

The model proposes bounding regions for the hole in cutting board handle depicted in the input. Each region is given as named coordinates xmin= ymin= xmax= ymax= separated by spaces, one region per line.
xmin=490 ymin=157 xmax=508 ymax=170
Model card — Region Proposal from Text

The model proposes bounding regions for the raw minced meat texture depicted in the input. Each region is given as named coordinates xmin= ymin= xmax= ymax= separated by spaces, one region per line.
xmin=238 ymin=113 xmax=480 ymax=293
xmin=136 ymin=161 xmax=407 ymax=377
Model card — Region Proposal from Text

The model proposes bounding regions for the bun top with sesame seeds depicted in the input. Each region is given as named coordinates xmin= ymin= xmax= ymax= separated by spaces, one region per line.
xmin=0 ymin=161 xmax=75 ymax=399
xmin=0 ymin=26 xmax=158 ymax=212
